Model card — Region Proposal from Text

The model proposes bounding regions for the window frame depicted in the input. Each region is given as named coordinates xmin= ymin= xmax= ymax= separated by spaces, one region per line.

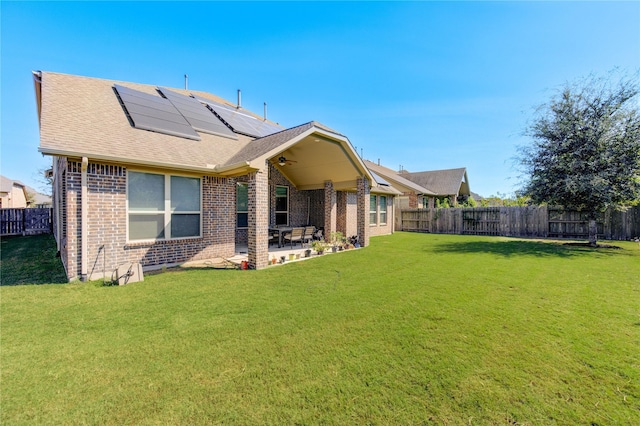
xmin=274 ymin=185 xmax=289 ymax=226
xmin=379 ymin=195 xmax=387 ymax=225
xmin=370 ymin=194 xmax=378 ymax=225
xmin=127 ymin=170 xmax=202 ymax=242
xmin=236 ymin=182 xmax=248 ymax=229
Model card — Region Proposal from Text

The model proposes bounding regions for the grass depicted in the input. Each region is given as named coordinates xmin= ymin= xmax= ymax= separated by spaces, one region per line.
xmin=0 ymin=234 xmax=67 ymax=285
xmin=1 ymin=232 xmax=639 ymax=424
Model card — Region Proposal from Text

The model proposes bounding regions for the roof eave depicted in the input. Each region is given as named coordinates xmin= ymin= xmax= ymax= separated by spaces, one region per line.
xmin=32 ymin=70 xmax=42 ymax=127
xmin=38 ymin=147 xmax=256 ymax=176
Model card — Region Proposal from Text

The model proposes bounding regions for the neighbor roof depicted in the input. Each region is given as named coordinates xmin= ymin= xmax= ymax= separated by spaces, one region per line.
xmin=0 ymin=175 xmax=25 ymax=193
xmin=403 ymin=168 xmax=470 ymax=197
xmin=364 ymin=160 xmax=435 ymax=196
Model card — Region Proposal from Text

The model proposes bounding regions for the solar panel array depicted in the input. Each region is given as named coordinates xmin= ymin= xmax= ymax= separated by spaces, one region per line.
xmin=114 ymin=84 xmax=200 ymax=140
xmin=195 ymin=96 xmax=282 ymax=138
xmin=158 ymin=88 xmax=237 ymax=139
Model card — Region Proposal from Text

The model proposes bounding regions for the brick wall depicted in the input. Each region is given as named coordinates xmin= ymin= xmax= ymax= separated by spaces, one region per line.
xmin=61 ymin=159 xmax=236 ymax=281
xmin=337 ymin=191 xmax=358 ymax=238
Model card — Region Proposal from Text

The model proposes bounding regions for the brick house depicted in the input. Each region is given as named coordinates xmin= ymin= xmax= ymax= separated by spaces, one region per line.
xmin=400 ymin=167 xmax=471 ymax=206
xmin=34 ymin=71 xmax=393 ymax=281
xmin=364 ymin=160 xmax=436 ymax=209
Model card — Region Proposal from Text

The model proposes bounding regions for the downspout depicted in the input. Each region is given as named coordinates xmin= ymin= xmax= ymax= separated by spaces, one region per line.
xmin=81 ymin=157 xmax=88 ymax=281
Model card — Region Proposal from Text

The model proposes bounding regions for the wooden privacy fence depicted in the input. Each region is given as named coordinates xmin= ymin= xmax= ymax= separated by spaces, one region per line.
xmin=0 ymin=208 xmax=53 ymax=236
xmin=399 ymin=206 xmax=640 ymax=241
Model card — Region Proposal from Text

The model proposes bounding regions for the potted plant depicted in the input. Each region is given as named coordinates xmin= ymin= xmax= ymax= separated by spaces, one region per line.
xmin=311 ymin=240 xmax=326 ymax=255
xmin=304 ymin=249 xmax=312 ymax=258
xmin=329 ymin=231 xmax=345 ymax=253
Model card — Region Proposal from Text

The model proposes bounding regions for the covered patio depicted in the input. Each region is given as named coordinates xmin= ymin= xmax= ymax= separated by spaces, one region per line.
xmin=212 ymin=121 xmax=377 ymax=269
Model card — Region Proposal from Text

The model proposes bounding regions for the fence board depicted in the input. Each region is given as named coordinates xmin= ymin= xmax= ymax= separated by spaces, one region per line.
xmin=0 ymin=208 xmax=52 ymax=236
xmin=399 ymin=206 xmax=640 ymax=241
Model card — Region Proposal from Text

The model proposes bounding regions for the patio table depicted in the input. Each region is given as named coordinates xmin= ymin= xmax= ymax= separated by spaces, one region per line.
xmin=269 ymin=226 xmax=292 ymax=248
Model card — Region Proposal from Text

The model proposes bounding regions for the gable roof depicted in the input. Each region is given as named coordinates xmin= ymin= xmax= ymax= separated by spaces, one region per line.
xmin=363 ymin=160 xmax=435 ymax=196
xmin=34 ymin=71 xmax=375 ymax=190
xmin=403 ymin=167 xmax=470 ymax=197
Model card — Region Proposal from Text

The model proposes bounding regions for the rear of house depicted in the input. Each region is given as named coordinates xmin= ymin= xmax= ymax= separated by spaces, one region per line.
xmin=35 ymin=71 xmax=391 ymax=281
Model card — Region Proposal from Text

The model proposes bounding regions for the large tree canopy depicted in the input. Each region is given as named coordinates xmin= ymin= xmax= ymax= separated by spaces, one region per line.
xmin=520 ymin=73 xmax=640 ymax=245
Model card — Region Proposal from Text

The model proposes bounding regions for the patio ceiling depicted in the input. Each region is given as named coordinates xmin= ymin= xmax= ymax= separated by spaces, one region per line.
xmin=270 ymin=133 xmax=365 ymax=191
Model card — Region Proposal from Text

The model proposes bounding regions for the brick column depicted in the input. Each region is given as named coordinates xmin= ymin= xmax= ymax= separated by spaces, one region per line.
xmin=357 ymin=177 xmax=370 ymax=247
xmin=324 ymin=181 xmax=336 ymax=241
xmin=247 ymin=166 xmax=269 ymax=269
xmin=336 ymin=191 xmax=347 ymax=234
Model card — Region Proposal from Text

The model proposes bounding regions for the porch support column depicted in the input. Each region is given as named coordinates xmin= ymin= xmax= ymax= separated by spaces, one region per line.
xmin=324 ymin=180 xmax=337 ymax=241
xmin=357 ymin=176 xmax=370 ymax=247
xmin=247 ymin=166 xmax=269 ymax=270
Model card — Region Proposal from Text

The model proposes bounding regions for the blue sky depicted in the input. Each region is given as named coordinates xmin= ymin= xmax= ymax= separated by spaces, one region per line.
xmin=2 ymin=1 xmax=639 ymax=197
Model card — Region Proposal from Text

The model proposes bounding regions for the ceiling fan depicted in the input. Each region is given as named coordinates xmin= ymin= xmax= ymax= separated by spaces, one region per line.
xmin=277 ymin=156 xmax=297 ymax=166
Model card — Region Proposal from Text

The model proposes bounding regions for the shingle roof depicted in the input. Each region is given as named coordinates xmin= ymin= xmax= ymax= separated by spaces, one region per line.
xmin=0 ymin=175 xmax=25 ymax=193
xmin=36 ymin=71 xmax=275 ymax=172
xmin=363 ymin=160 xmax=435 ymax=195
xmin=224 ymin=120 xmax=347 ymax=166
xmin=224 ymin=122 xmax=315 ymax=165
xmin=403 ymin=168 xmax=469 ymax=196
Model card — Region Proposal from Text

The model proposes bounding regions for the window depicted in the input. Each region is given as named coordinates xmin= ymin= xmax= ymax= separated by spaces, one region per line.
xmin=370 ymin=195 xmax=377 ymax=225
xmin=275 ymin=186 xmax=289 ymax=226
xmin=128 ymin=171 xmax=201 ymax=241
xmin=237 ymin=183 xmax=248 ymax=228
xmin=379 ymin=196 xmax=387 ymax=224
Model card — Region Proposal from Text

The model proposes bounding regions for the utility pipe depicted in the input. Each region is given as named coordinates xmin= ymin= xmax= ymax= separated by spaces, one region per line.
xmin=81 ymin=157 xmax=88 ymax=281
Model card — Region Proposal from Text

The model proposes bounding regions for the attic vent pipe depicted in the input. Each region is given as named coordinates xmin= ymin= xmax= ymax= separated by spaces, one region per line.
xmin=263 ymin=102 xmax=267 ymax=121
xmin=237 ymin=89 xmax=242 ymax=109
xmin=184 ymin=74 xmax=188 ymax=90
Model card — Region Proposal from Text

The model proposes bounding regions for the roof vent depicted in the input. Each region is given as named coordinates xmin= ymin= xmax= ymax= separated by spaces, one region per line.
xmin=237 ymin=89 xmax=242 ymax=109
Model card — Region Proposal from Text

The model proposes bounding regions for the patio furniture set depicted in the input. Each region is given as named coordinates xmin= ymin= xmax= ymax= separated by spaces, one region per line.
xmin=269 ymin=226 xmax=323 ymax=248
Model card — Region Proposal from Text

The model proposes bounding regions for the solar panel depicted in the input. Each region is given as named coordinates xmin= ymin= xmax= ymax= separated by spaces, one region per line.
xmin=114 ymin=84 xmax=200 ymax=140
xmin=194 ymin=96 xmax=282 ymax=138
xmin=158 ymin=88 xmax=237 ymax=139
xmin=370 ymin=171 xmax=391 ymax=186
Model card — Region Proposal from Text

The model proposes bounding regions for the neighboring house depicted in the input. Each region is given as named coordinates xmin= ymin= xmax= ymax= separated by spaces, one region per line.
xmin=0 ymin=176 xmax=28 ymax=208
xmin=34 ymin=71 xmax=389 ymax=281
xmin=29 ymin=190 xmax=53 ymax=208
xmin=400 ymin=167 xmax=471 ymax=205
xmin=364 ymin=160 xmax=436 ymax=209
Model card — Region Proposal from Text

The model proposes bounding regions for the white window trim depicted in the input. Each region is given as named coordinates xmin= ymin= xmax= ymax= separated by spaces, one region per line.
xmin=126 ymin=171 xmax=202 ymax=243
xmin=379 ymin=195 xmax=387 ymax=225
xmin=370 ymin=194 xmax=378 ymax=226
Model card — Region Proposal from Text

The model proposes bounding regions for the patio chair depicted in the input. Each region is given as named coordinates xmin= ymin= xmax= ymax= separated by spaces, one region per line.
xmin=302 ymin=226 xmax=315 ymax=246
xmin=283 ymin=227 xmax=304 ymax=248
xmin=268 ymin=229 xmax=279 ymax=247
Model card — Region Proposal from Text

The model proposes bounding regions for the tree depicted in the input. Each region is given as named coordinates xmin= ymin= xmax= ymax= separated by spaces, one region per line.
xmin=519 ymin=73 xmax=640 ymax=246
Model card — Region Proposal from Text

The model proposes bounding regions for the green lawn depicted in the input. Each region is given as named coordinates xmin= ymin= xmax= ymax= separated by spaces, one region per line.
xmin=1 ymin=232 xmax=639 ymax=424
